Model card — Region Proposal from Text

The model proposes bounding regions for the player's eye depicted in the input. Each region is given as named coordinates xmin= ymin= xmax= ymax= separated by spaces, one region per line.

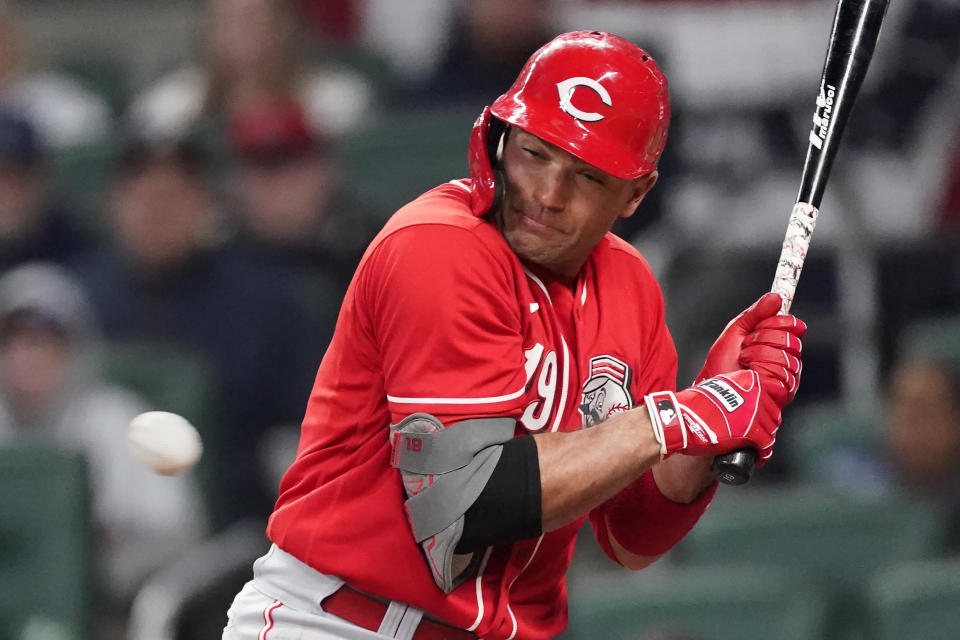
xmin=522 ymin=147 xmax=544 ymax=159
xmin=579 ymin=171 xmax=604 ymax=186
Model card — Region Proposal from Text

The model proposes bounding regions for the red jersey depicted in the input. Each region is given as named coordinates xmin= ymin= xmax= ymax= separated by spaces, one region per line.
xmin=267 ymin=179 xmax=678 ymax=639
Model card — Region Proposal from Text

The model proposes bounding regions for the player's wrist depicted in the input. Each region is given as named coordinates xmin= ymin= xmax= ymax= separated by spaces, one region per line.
xmin=651 ymin=454 xmax=716 ymax=504
xmin=643 ymin=390 xmax=686 ymax=459
xmin=594 ymin=403 xmax=665 ymax=464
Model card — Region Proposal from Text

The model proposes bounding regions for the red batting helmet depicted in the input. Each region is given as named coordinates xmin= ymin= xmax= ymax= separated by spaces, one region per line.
xmin=468 ymin=30 xmax=670 ymax=216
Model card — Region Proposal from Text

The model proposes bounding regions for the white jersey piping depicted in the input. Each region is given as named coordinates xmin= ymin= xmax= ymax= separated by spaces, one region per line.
xmin=387 ymin=387 xmax=525 ymax=405
xmin=522 ymin=268 xmax=552 ymax=304
xmin=550 ymin=336 xmax=570 ymax=433
xmin=504 ymin=535 xmax=545 ymax=640
xmin=467 ymin=547 xmax=495 ymax=632
xmin=258 ymin=600 xmax=282 ymax=640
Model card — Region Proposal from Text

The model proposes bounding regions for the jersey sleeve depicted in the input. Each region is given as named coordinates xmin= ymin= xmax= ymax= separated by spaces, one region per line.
xmin=358 ymin=223 xmax=528 ymax=424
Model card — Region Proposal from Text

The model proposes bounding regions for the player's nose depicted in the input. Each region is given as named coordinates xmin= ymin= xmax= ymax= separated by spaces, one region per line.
xmin=532 ymin=166 xmax=570 ymax=212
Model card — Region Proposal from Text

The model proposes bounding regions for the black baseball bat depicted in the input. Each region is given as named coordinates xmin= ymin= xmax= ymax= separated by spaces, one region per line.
xmin=711 ymin=0 xmax=890 ymax=486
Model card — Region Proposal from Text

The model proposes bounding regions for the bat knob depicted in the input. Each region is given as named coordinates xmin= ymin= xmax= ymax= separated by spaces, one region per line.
xmin=711 ymin=449 xmax=757 ymax=486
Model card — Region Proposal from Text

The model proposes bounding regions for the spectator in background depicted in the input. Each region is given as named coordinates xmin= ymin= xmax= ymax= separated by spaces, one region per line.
xmin=814 ymin=321 xmax=960 ymax=551
xmin=885 ymin=356 xmax=960 ymax=503
xmin=880 ymin=350 xmax=960 ymax=552
xmin=73 ymin=134 xmax=317 ymax=528
xmin=0 ymin=262 xmax=208 ymax=638
xmin=849 ymin=0 xmax=960 ymax=155
xmin=0 ymin=109 xmax=96 ymax=271
xmin=227 ymin=99 xmax=377 ymax=362
xmin=295 ymin=0 xmax=364 ymax=44
xmin=0 ymin=5 xmax=111 ymax=149
xmin=228 ymin=99 xmax=378 ymax=282
xmin=844 ymin=0 xmax=960 ymax=242
xmin=401 ymin=0 xmax=554 ymax=107
xmin=938 ymin=124 xmax=960 ymax=235
xmin=128 ymin=0 xmax=374 ymax=157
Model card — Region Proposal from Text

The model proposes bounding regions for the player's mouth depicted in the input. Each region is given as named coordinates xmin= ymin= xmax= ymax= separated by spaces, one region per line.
xmin=513 ymin=207 xmax=563 ymax=235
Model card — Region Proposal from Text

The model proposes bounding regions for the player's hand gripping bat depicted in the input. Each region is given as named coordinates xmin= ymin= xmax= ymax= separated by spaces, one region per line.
xmin=711 ymin=0 xmax=890 ymax=486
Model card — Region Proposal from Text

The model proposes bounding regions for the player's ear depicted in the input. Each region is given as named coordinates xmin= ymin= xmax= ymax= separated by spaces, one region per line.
xmin=619 ymin=170 xmax=658 ymax=219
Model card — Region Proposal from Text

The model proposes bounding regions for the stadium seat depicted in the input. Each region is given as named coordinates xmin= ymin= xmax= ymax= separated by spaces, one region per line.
xmin=99 ymin=341 xmax=224 ymax=520
xmin=899 ymin=314 xmax=960 ymax=364
xmin=48 ymin=139 xmax=117 ymax=236
xmin=325 ymin=43 xmax=398 ymax=102
xmin=55 ymin=53 xmax=130 ymax=117
xmin=780 ymin=401 xmax=883 ymax=484
xmin=867 ymin=558 xmax=960 ymax=640
xmin=0 ymin=446 xmax=92 ymax=640
xmin=673 ymin=485 xmax=948 ymax=639
xmin=337 ymin=106 xmax=479 ymax=217
xmin=99 ymin=341 xmax=220 ymax=429
xmin=561 ymin=564 xmax=829 ymax=640
xmin=675 ymin=485 xmax=945 ymax=582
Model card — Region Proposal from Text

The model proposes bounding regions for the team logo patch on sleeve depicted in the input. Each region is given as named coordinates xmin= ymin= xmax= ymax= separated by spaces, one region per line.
xmin=579 ymin=355 xmax=633 ymax=427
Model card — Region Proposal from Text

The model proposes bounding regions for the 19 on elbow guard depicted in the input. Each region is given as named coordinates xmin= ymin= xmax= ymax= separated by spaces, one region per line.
xmin=390 ymin=413 xmax=541 ymax=593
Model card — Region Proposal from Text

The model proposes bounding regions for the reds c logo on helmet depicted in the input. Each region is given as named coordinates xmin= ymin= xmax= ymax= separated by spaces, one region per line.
xmin=556 ymin=77 xmax=613 ymax=122
xmin=468 ymin=30 xmax=670 ymax=216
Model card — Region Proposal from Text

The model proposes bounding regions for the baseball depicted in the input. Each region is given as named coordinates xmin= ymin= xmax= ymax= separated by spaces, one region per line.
xmin=128 ymin=411 xmax=203 ymax=476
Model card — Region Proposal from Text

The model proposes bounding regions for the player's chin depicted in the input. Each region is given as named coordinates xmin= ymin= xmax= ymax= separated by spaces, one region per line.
xmin=504 ymin=226 xmax=550 ymax=257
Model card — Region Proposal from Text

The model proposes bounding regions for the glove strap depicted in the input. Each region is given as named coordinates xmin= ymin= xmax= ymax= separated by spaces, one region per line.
xmin=644 ymin=391 xmax=685 ymax=459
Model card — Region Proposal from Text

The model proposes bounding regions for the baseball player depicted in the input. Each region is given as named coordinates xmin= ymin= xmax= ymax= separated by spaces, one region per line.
xmin=222 ymin=31 xmax=806 ymax=640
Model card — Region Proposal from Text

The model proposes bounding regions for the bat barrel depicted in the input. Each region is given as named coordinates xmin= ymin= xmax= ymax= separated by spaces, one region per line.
xmin=798 ymin=0 xmax=890 ymax=208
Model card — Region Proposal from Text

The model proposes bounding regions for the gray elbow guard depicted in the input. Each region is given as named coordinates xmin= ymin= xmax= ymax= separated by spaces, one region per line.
xmin=389 ymin=413 xmax=516 ymax=593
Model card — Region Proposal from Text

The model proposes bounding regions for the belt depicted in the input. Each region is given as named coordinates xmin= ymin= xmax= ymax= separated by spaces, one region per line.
xmin=322 ymin=585 xmax=476 ymax=640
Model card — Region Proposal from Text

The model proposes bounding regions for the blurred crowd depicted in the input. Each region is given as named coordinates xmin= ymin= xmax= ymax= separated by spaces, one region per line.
xmin=0 ymin=0 xmax=958 ymax=639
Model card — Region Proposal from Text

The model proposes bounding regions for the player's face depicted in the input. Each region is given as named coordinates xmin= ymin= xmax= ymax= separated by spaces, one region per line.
xmin=498 ymin=129 xmax=656 ymax=278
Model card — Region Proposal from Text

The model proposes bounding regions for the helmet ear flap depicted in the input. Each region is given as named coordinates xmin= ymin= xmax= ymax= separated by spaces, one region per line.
xmin=486 ymin=118 xmax=508 ymax=219
xmin=468 ymin=107 xmax=508 ymax=217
